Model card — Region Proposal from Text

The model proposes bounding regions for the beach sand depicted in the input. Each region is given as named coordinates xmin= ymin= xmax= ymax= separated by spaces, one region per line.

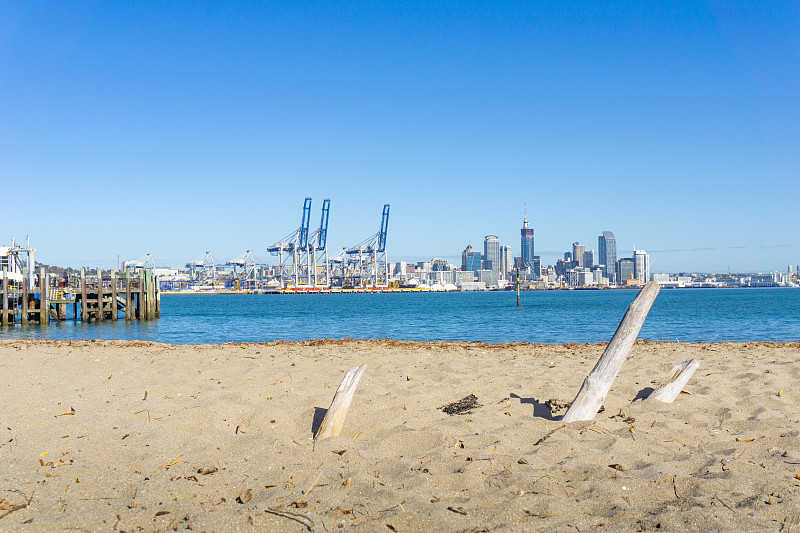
xmin=1 ymin=339 xmax=799 ymax=532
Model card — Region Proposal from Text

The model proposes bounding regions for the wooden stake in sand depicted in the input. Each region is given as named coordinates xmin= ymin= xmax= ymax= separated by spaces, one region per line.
xmin=562 ymin=281 xmax=660 ymax=423
xmin=314 ymin=365 xmax=367 ymax=441
xmin=647 ymin=359 xmax=699 ymax=403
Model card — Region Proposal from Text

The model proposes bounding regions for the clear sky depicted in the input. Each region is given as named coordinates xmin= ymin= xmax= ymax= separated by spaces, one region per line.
xmin=2 ymin=1 xmax=798 ymax=273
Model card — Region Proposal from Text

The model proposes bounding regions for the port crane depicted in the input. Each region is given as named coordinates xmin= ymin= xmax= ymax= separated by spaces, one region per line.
xmin=342 ymin=204 xmax=390 ymax=288
xmin=268 ymin=198 xmax=331 ymax=289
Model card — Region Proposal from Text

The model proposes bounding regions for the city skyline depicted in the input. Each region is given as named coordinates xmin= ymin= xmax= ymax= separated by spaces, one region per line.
xmin=2 ymin=3 xmax=797 ymax=272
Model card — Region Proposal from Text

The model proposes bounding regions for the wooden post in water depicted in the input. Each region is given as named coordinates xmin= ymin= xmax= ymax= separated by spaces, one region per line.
xmin=137 ymin=270 xmax=145 ymax=319
xmin=96 ymin=267 xmax=103 ymax=321
xmin=2 ymin=267 xmax=9 ymax=326
xmin=562 ymin=281 xmax=660 ymax=423
xmin=516 ymin=268 xmax=520 ymax=307
xmin=125 ymin=269 xmax=132 ymax=320
xmin=40 ymin=267 xmax=49 ymax=324
xmin=154 ymin=275 xmax=161 ymax=318
xmin=81 ymin=267 xmax=88 ymax=322
xmin=111 ymin=269 xmax=118 ymax=320
xmin=21 ymin=268 xmax=28 ymax=325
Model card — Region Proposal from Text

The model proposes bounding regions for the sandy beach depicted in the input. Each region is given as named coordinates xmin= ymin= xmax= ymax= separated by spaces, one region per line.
xmin=1 ymin=339 xmax=799 ymax=532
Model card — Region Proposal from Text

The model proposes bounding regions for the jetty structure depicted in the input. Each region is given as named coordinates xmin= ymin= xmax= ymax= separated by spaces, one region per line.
xmin=1 ymin=238 xmax=160 ymax=325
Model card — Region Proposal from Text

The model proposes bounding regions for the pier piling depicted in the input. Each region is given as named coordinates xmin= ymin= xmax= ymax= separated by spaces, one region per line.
xmin=0 ymin=266 xmax=159 ymax=325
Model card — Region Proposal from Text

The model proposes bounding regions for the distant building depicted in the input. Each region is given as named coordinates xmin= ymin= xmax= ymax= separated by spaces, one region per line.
xmin=572 ymin=243 xmax=585 ymax=267
xmin=598 ymin=231 xmax=617 ymax=282
xmin=520 ymin=211 xmax=535 ymax=270
xmin=583 ymin=249 xmax=594 ymax=269
xmin=633 ymin=249 xmax=650 ymax=283
xmin=564 ymin=252 xmax=572 ymax=262
xmin=484 ymin=235 xmax=500 ymax=273
xmin=454 ymin=270 xmax=476 ymax=286
xmin=617 ymin=258 xmax=634 ymax=283
xmin=477 ymin=269 xmax=499 ymax=286
xmin=431 ymin=257 xmax=449 ymax=271
xmin=500 ymin=245 xmax=512 ymax=279
xmin=461 ymin=245 xmax=482 ymax=272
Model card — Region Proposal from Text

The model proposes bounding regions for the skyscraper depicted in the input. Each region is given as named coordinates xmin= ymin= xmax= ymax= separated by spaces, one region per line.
xmin=572 ymin=242 xmax=585 ymax=267
xmin=520 ymin=210 xmax=535 ymax=270
xmin=598 ymin=231 xmax=617 ymax=282
xmin=634 ymin=249 xmax=650 ymax=283
xmin=461 ymin=244 xmax=481 ymax=272
xmin=484 ymin=235 xmax=500 ymax=273
xmin=500 ymin=245 xmax=512 ymax=279
xmin=583 ymin=249 xmax=594 ymax=269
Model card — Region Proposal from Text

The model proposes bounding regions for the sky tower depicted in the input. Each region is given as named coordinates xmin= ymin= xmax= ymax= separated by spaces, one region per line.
xmin=520 ymin=203 xmax=534 ymax=270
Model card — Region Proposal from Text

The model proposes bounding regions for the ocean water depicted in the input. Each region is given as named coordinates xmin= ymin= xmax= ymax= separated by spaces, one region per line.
xmin=1 ymin=288 xmax=798 ymax=344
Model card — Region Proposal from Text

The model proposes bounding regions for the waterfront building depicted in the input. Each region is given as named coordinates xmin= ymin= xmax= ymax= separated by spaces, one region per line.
xmin=477 ymin=269 xmax=498 ymax=286
xmin=484 ymin=235 xmax=500 ymax=273
xmin=572 ymin=243 xmax=585 ymax=267
xmin=617 ymin=258 xmax=634 ymax=283
xmin=598 ymin=231 xmax=617 ymax=282
xmin=520 ymin=212 xmax=535 ymax=270
xmin=461 ymin=245 xmax=482 ymax=272
xmin=454 ymin=270 xmax=476 ymax=286
xmin=634 ymin=249 xmax=650 ymax=283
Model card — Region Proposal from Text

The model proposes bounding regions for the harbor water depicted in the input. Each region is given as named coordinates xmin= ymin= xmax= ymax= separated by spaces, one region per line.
xmin=1 ymin=288 xmax=798 ymax=344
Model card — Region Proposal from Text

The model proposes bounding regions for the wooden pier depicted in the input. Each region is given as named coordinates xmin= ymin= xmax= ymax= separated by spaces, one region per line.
xmin=0 ymin=267 xmax=160 ymax=325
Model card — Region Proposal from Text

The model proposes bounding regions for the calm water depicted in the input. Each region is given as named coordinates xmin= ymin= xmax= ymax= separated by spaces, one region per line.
xmin=2 ymin=288 xmax=798 ymax=344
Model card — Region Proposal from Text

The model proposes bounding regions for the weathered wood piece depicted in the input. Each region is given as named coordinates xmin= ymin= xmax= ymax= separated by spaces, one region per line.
xmin=648 ymin=359 xmax=699 ymax=403
xmin=562 ymin=281 xmax=660 ymax=423
xmin=314 ymin=365 xmax=367 ymax=441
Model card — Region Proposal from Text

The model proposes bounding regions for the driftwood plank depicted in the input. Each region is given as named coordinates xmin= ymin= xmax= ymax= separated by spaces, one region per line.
xmin=314 ymin=365 xmax=367 ymax=441
xmin=562 ymin=281 xmax=660 ymax=423
xmin=648 ymin=359 xmax=699 ymax=403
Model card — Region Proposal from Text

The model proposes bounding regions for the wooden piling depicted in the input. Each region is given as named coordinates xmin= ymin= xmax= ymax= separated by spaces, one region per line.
xmin=125 ymin=269 xmax=132 ymax=320
xmin=96 ymin=267 xmax=103 ymax=321
xmin=40 ymin=267 xmax=49 ymax=324
xmin=111 ymin=269 xmax=118 ymax=320
xmin=21 ymin=268 xmax=28 ymax=325
xmin=81 ymin=267 xmax=88 ymax=322
xmin=2 ymin=268 xmax=8 ymax=326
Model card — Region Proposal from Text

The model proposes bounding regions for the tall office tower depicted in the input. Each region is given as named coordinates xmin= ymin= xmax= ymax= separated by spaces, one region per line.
xmin=598 ymin=231 xmax=617 ymax=282
xmin=500 ymin=245 xmax=512 ymax=279
xmin=461 ymin=244 xmax=482 ymax=272
xmin=583 ymin=249 xmax=594 ymax=269
xmin=572 ymin=242 xmax=585 ymax=267
xmin=484 ymin=235 xmax=500 ymax=273
xmin=564 ymin=252 xmax=572 ymax=261
xmin=617 ymin=258 xmax=634 ymax=283
xmin=633 ymin=249 xmax=650 ymax=282
xmin=520 ymin=210 xmax=535 ymax=270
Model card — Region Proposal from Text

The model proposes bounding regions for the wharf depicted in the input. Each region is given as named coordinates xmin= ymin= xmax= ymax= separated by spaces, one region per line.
xmin=1 ymin=267 xmax=160 ymax=325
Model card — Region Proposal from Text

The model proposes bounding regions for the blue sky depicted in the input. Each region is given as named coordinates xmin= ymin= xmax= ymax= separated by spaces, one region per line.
xmin=1 ymin=1 xmax=797 ymax=273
